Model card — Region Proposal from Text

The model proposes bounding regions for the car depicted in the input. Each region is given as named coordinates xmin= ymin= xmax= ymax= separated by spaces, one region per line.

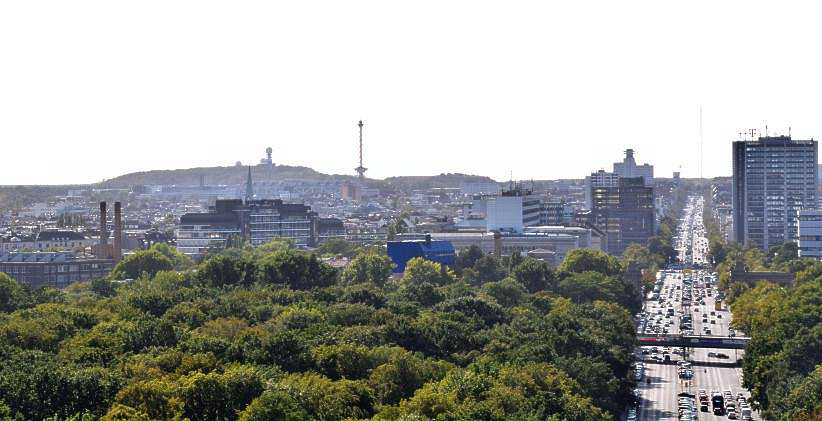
xmin=716 ymin=352 xmax=729 ymax=359
xmin=708 ymin=352 xmax=716 ymax=357
xmin=710 ymin=319 xmax=716 ymax=324
xmin=728 ymin=410 xmax=738 ymax=419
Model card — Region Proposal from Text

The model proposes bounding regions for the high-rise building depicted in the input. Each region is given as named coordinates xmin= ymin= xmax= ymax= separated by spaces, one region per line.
xmin=592 ymin=177 xmax=655 ymax=255
xmin=613 ymin=149 xmax=653 ymax=185
xmin=584 ymin=169 xmax=620 ymax=209
xmin=732 ymin=135 xmax=818 ymax=249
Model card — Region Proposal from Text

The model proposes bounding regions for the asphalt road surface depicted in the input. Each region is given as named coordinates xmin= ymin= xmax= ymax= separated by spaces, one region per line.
xmin=635 ymin=196 xmax=756 ymax=421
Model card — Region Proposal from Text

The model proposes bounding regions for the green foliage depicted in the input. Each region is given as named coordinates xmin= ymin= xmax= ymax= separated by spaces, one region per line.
xmin=315 ymin=239 xmax=359 ymax=258
xmin=238 ymin=390 xmax=309 ymax=421
xmin=340 ymin=253 xmax=394 ymax=287
xmin=258 ymin=249 xmax=335 ymax=290
xmin=510 ymin=257 xmax=555 ymax=293
xmin=196 ymin=255 xmax=258 ymax=288
xmin=559 ymin=248 xmax=622 ymax=276
xmin=0 ymin=228 xmax=646 ymax=419
xmin=111 ymin=250 xmax=174 ymax=280
xmin=0 ymin=273 xmax=30 ymax=312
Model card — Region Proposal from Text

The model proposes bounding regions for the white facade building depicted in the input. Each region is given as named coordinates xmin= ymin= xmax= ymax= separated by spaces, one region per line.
xmin=613 ymin=149 xmax=653 ymax=185
xmin=457 ymin=188 xmax=541 ymax=233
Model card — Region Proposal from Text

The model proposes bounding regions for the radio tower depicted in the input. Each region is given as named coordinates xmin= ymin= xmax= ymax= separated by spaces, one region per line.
xmin=354 ymin=120 xmax=367 ymax=180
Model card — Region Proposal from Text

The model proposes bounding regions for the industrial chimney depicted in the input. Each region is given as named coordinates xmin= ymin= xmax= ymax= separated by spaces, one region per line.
xmin=99 ymin=202 xmax=108 ymax=248
xmin=114 ymin=202 xmax=123 ymax=262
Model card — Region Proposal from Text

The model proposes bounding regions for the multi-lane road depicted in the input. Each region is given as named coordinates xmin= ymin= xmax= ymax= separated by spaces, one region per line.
xmin=634 ymin=197 xmax=756 ymax=421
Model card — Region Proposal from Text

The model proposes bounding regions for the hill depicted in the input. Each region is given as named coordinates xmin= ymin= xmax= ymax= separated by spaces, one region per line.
xmin=99 ymin=164 xmax=353 ymax=188
xmin=383 ymin=173 xmax=497 ymax=189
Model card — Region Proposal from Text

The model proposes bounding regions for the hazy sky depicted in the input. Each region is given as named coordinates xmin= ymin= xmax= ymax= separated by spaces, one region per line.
xmin=2 ymin=1 xmax=821 ymax=185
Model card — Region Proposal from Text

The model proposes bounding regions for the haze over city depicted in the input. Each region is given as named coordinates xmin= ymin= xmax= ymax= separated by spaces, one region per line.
xmin=2 ymin=1 xmax=822 ymax=184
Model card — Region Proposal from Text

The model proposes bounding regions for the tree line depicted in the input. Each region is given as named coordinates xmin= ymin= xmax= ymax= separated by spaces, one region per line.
xmin=703 ymin=189 xmax=822 ymax=420
xmin=0 ymin=241 xmax=643 ymax=420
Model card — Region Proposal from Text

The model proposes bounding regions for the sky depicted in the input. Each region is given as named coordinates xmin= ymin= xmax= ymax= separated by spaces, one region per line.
xmin=1 ymin=1 xmax=821 ymax=185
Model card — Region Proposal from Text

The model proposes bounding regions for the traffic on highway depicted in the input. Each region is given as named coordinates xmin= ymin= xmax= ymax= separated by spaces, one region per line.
xmin=629 ymin=196 xmax=757 ymax=421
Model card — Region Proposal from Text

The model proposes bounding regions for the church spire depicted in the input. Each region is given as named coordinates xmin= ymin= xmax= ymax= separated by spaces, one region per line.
xmin=245 ymin=166 xmax=253 ymax=203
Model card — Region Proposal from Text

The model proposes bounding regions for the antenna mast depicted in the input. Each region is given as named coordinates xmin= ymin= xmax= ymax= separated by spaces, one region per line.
xmin=699 ymin=106 xmax=703 ymax=179
xmin=354 ymin=120 xmax=367 ymax=180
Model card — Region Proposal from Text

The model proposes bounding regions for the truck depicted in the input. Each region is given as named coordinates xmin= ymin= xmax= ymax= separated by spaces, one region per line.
xmin=712 ymin=392 xmax=725 ymax=415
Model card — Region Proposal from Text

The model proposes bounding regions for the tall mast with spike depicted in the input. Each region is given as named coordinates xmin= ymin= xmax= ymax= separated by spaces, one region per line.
xmin=354 ymin=120 xmax=367 ymax=180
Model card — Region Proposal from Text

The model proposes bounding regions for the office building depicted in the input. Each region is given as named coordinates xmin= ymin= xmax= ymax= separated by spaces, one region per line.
xmin=584 ymin=170 xmax=620 ymax=209
xmin=177 ymin=199 xmax=318 ymax=261
xmin=732 ymin=135 xmax=818 ymax=249
xmin=457 ymin=186 xmax=541 ymax=233
xmin=592 ymin=177 xmax=654 ymax=255
xmin=798 ymin=209 xmax=822 ymax=259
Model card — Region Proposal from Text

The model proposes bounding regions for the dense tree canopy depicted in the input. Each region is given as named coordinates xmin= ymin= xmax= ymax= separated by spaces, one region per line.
xmin=0 ymin=243 xmax=641 ymax=420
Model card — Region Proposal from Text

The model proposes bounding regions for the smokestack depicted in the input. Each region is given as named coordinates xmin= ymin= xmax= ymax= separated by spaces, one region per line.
xmin=493 ymin=231 xmax=502 ymax=257
xmin=114 ymin=202 xmax=123 ymax=263
xmin=99 ymin=202 xmax=108 ymax=247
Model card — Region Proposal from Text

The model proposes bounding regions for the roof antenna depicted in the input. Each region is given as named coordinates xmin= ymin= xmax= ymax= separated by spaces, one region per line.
xmin=765 ymin=124 xmax=768 ymax=137
xmin=789 ymin=126 xmax=792 ymax=138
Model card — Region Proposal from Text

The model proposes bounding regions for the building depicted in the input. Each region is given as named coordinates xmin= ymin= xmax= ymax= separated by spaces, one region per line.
xmin=584 ymin=170 xmax=620 ymax=209
xmin=341 ymin=182 xmax=362 ymax=201
xmin=460 ymin=181 xmax=501 ymax=195
xmin=177 ymin=198 xmax=318 ymax=261
xmin=0 ymin=252 xmax=114 ymax=288
xmin=459 ymin=186 xmax=541 ymax=233
xmin=316 ymin=218 xmax=347 ymax=244
xmin=397 ymin=225 xmax=599 ymax=266
xmin=613 ymin=149 xmax=653 ymax=185
xmin=732 ymin=135 xmax=818 ymax=250
xmin=592 ymin=177 xmax=655 ymax=255
xmin=387 ymin=237 xmax=456 ymax=273
xmin=540 ymin=198 xmax=575 ymax=226
xmin=798 ymin=209 xmax=822 ymax=259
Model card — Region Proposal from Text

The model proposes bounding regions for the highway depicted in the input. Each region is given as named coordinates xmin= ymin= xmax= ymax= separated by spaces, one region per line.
xmin=634 ymin=196 xmax=756 ymax=421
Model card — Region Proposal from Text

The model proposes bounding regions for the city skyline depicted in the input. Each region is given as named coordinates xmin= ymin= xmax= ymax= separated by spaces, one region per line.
xmin=2 ymin=1 xmax=822 ymax=185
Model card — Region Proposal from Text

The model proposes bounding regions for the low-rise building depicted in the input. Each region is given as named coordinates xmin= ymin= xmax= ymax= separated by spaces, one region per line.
xmin=0 ymin=252 xmax=114 ymax=288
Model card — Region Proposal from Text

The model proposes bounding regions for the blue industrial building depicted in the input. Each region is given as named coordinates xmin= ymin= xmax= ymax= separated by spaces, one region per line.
xmin=386 ymin=237 xmax=456 ymax=273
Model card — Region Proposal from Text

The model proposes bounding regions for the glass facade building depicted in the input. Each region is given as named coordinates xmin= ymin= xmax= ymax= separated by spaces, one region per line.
xmin=732 ymin=136 xmax=818 ymax=250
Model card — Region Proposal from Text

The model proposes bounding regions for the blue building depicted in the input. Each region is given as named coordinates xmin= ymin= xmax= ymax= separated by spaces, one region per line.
xmin=387 ymin=237 xmax=456 ymax=273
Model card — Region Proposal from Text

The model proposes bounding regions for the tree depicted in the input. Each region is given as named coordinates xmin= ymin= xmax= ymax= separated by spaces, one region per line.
xmin=315 ymin=239 xmax=358 ymax=258
xmin=481 ymin=277 xmax=527 ymax=307
xmin=559 ymin=248 xmax=622 ymax=276
xmin=471 ymin=255 xmax=506 ymax=285
xmin=258 ymin=249 xmax=335 ymax=290
xmin=340 ymin=253 xmax=394 ymax=287
xmin=0 ymin=273 xmax=29 ymax=312
xmin=454 ymin=245 xmax=484 ymax=272
xmin=402 ymin=257 xmax=455 ymax=286
xmin=511 ymin=257 xmax=555 ymax=293
xmin=196 ymin=255 xmax=258 ymax=288
xmin=111 ymin=250 xmax=174 ymax=279
xmin=149 ymin=243 xmax=193 ymax=270
xmin=238 ymin=390 xmax=309 ymax=421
